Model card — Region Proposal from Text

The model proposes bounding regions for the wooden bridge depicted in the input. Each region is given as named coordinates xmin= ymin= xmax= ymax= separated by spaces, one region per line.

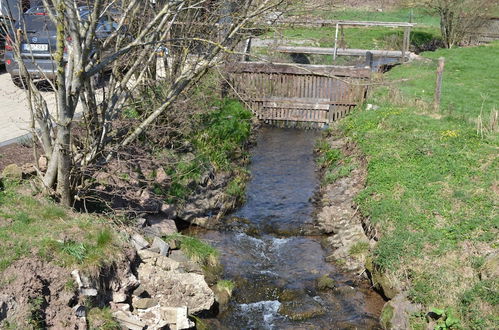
xmin=227 ymin=62 xmax=371 ymax=127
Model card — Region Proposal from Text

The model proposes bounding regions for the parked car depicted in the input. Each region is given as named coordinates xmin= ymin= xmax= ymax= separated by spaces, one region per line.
xmin=4 ymin=5 xmax=119 ymax=87
xmin=0 ymin=17 xmax=6 ymax=64
xmin=0 ymin=0 xmax=25 ymax=20
xmin=1 ymin=1 xmax=35 ymax=64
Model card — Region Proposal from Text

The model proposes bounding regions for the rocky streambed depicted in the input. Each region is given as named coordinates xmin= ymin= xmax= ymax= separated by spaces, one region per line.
xmin=0 ymin=126 xmax=387 ymax=329
xmin=188 ymin=127 xmax=385 ymax=329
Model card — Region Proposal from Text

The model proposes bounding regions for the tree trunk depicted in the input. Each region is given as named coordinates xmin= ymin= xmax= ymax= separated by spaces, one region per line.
xmin=440 ymin=8 xmax=453 ymax=48
xmin=56 ymin=124 xmax=72 ymax=206
xmin=54 ymin=0 xmax=72 ymax=206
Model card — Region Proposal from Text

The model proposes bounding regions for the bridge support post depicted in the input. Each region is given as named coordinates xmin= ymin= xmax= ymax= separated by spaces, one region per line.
xmin=333 ymin=23 xmax=339 ymax=62
xmin=365 ymin=51 xmax=373 ymax=69
xmin=402 ymin=26 xmax=411 ymax=62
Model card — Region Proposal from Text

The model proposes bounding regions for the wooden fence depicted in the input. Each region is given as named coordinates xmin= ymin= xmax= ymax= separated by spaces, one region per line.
xmin=226 ymin=62 xmax=371 ymax=127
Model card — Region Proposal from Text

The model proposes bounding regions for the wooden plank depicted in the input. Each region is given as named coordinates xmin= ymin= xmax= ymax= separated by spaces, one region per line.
xmin=276 ymin=19 xmax=415 ymax=28
xmin=275 ymin=46 xmax=412 ymax=59
xmin=311 ymin=75 xmax=315 ymax=99
xmin=305 ymin=75 xmax=309 ymax=98
xmin=263 ymin=112 xmax=329 ymax=123
xmin=300 ymin=75 xmax=305 ymax=98
xmin=263 ymin=101 xmax=330 ymax=110
xmin=251 ymin=97 xmax=357 ymax=106
xmin=227 ymin=62 xmax=371 ymax=78
xmin=293 ymin=75 xmax=299 ymax=99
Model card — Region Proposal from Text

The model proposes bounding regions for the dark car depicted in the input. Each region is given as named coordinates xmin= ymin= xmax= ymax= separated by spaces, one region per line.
xmin=0 ymin=17 xmax=6 ymax=64
xmin=4 ymin=5 xmax=118 ymax=87
xmin=1 ymin=0 xmax=43 ymax=65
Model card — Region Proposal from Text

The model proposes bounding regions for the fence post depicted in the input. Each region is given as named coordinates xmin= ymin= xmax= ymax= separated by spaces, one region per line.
xmin=434 ymin=57 xmax=445 ymax=111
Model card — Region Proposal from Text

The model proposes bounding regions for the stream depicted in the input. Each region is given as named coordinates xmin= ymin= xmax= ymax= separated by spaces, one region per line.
xmin=189 ymin=127 xmax=384 ymax=329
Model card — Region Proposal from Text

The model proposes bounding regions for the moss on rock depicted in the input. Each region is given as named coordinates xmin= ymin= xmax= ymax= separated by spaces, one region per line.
xmin=380 ymin=303 xmax=394 ymax=329
xmin=316 ymin=275 xmax=336 ymax=291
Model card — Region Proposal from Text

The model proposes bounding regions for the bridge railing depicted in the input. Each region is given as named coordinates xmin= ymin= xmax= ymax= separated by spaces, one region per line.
xmin=225 ymin=62 xmax=371 ymax=127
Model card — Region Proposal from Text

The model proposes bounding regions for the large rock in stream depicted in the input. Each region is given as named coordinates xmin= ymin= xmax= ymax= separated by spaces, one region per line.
xmin=278 ymin=294 xmax=326 ymax=321
xmin=136 ymin=263 xmax=215 ymax=314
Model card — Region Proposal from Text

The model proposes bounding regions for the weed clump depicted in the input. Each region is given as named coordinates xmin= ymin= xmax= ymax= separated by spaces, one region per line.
xmin=165 ymin=233 xmax=219 ymax=267
xmin=216 ymin=279 xmax=235 ymax=297
xmin=349 ymin=241 xmax=370 ymax=256
xmin=87 ymin=307 xmax=120 ymax=330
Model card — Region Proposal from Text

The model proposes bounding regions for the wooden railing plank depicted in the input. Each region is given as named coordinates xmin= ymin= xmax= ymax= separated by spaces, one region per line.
xmin=227 ymin=62 xmax=371 ymax=78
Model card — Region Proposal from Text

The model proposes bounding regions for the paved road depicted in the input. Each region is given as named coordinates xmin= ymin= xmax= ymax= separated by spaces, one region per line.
xmin=0 ymin=66 xmax=56 ymax=146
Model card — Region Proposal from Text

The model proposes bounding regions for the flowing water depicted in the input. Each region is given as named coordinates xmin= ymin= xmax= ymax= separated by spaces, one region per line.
xmin=190 ymin=127 xmax=384 ymax=329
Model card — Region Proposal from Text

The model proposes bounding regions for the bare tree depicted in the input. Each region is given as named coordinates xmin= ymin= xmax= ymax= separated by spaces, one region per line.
xmin=406 ymin=0 xmax=497 ymax=48
xmin=3 ymin=0 xmax=286 ymax=206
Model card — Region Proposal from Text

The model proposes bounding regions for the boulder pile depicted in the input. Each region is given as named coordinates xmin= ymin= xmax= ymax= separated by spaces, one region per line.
xmin=108 ymin=229 xmax=215 ymax=330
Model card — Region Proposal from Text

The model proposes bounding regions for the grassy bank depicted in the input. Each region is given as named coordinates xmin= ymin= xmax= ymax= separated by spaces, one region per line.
xmin=341 ymin=43 xmax=498 ymax=328
xmin=322 ymin=8 xmax=439 ymax=27
xmin=162 ymin=98 xmax=252 ymax=204
xmin=0 ymin=182 xmax=123 ymax=274
xmin=121 ymin=70 xmax=253 ymax=208
xmin=386 ymin=43 xmax=499 ymax=120
xmin=0 ymin=180 xmax=126 ymax=328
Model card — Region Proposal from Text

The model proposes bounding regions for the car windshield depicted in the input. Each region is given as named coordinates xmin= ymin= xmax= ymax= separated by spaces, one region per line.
xmin=24 ymin=6 xmax=49 ymax=15
xmin=25 ymin=5 xmax=90 ymax=18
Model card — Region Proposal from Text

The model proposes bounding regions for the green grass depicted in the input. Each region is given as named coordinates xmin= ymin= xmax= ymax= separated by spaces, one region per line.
xmin=164 ymin=98 xmax=252 ymax=203
xmin=341 ymin=42 xmax=499 ymax=328
xmin=316 ymin=141 xmax=341 ymax=168
xmin=216 ymin=279 xmax=235 ymax=296
xmin=165 ymin=233 xmax=219 ymax=267
xmin=315 ymin=137 xmax=358 ymax=185
xmin=193 ymin=99 xmax=252 ymax=171
xmin=0 ymin=183 xmax=123 ymax=273
xmin=87 ymin=307 xmax=120 ymax=330
xmin=322 ymin=8 xmax=440 ymax=27
xmin=260 ymin=7 xmax=441 ymax=59
xmin=385 ymin=42 xmax=499 ymax=120
xmin=225 ymin=174 xmax=248 ymax=206
xmin=349 ymin=241 xmax=370 ymax=256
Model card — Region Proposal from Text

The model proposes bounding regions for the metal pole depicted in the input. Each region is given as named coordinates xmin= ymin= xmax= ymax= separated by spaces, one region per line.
xmin=242 ymin=36 xmax=252 ymax=62
xmin=333 ymin=22 xmax=339 ymax=62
